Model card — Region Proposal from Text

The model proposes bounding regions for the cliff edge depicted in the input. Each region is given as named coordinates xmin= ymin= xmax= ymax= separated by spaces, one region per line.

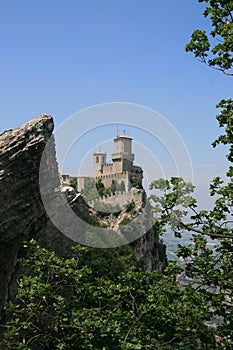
xmin=0 ymin=115 xmax=89 ymax=313
xmin=0 ymin=115 xmax=167 ymax=314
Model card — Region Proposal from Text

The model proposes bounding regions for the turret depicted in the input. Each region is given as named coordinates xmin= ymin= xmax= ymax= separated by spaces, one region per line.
xmin=93 ymin=151 xmax=107 ymax=176
xmin=112 ymin=135 xmax=134 ymax=172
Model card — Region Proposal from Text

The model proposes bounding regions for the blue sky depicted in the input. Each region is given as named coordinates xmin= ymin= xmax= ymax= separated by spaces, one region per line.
xmin=0 ymin=0 xmax=232 ymax=207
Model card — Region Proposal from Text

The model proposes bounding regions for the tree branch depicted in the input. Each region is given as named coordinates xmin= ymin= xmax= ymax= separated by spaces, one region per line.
xmin=180 ymin=222 xmax=233 ymax=239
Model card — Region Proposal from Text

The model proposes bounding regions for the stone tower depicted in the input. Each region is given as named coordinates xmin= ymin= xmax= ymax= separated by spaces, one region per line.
xmin=93 ymin=151 xmax=107 ymax=177
xmin=112 ymin=135 xmax=135 ymax=173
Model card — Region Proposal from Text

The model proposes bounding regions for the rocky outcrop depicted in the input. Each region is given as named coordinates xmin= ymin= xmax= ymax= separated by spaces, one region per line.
xmin=93 ymin=189 xmax=167 ymax=272
xmin=0 ymin=115 xmax=89 ymax=313
xmin=0 ymin=115 xmax=167 ymax=315
xmin=0 ymin=115 xmax=53 ymax=311
xmin=131 ymin=226 xmax=167 ymax=273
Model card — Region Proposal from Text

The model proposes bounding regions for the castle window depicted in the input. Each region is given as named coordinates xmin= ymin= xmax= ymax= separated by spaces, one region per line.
xmin=96 ymin=156 xmax=99 ymax=163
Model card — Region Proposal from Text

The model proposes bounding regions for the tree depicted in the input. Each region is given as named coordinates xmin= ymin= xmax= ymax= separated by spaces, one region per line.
xmin=150 ymin=1 xmax=233 ymax=347
xmin=124 ymin=200 xmax=136 ymax=213
xmin=81 ymin=179 xmax=99 ymax=202
xmin=69 ymin=177 xmax=77 ymax=192
xmin=131 ymin=177 xmax=143 ymax=189
xmin=2 ymin=240 xmax=216 ymax=349
xmin=110 ymin=179 xmax=117 ymax=195
xmin=95 ymin=178 xmax=105 ymax=197
xmin=185 ymin=0 xmax=233 ymax=76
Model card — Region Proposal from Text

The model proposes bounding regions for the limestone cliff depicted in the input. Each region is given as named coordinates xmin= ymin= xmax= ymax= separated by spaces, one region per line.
xmin=0 ymin=115 xmax=53 ymax=311
xmin=0 ymin=115 xmax=167 ymax=315
xmin=0 ymin=115 xmax=89 ymax=313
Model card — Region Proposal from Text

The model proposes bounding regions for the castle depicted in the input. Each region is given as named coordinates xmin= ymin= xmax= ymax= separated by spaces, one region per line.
xmin=93 ymin=133 xmax=143 ymax=192
xmin=62 ymin=133 xmax=143 ymax=194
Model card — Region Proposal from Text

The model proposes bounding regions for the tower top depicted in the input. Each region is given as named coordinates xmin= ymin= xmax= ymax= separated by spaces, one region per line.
xmin=93 ymin=151 xmax=107 ymax=155
xmin=114 ymin=135 xmax=132 ymax=141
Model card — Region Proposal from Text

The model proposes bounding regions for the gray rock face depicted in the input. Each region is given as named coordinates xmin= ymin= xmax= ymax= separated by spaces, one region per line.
xmin=0 ymin=115 xmax=88 ymax=313
xmin=0 ymin=115 xmax=54 ymax=311
xmin=0 ymin=115 xmax=53 ymax=242
xmin=131 ymin=226 xmax=167 ymax=273
xmin=0 ymin=115 xmax=167 ymax=316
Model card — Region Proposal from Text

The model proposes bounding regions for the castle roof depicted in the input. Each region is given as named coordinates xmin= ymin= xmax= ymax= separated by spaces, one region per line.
xmin=93 ymin=151 xmax=107 ymax=155
xmin=114 ymin=135 xmax=132 ymax=140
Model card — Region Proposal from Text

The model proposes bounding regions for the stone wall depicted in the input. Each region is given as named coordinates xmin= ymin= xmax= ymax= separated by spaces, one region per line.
xmin=98 ymin=162 xmax=114 ymax=176
xmin=77 ymin=175 xmax=93 ymax=192
xmin=112 ymin=159 xmax=123 ymax=173
xmin=96 ymin=171 xmax=131 ymax=191
xmin=88 ymin=188 xmax=144 ymax=209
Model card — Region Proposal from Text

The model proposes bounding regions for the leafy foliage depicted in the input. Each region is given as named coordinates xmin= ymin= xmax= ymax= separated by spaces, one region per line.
xmin=131 ymin=177 xmax=143 ymax=189
xmin=81 ymin=179 xmax=100 ymax=201
xmin=94 ymin=179 xmax=118 ymax=198
xmin=185 ymin=0 xmax=233 ymax=76
xmin=148 ymin=1 xmax=233 ymax=347
xmin=212 ymin=98 xmax=233 ymax=161
xmin=2 ymin=240 xmax=218 ymax=350
xmin=149 ymin=178 xmax=196 ymax=236
xmin=69 ymin=177 xmax=77 ymax=192
xmin=124 ymin=200 xmax=136 ymax=213
xmin=95 ymin=178 xmax=107 ymax=198
xmin=110 ymin=180 xmax=117 ymax=194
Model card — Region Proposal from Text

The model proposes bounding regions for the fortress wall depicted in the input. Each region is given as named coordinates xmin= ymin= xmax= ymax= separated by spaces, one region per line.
xmin=99 ymin=163 xmax=114 ymax=176
xmin=113 ymin=161 xmax=122 ymax=173
xmin=88 ymin=189 xmax=144 ymax=209
xmin=96 ymin=171 xmax=131 ymax=190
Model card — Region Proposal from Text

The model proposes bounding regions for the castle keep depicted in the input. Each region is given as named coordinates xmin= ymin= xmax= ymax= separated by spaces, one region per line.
xmin=93 ymin=134 xmax=142 ymax=192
